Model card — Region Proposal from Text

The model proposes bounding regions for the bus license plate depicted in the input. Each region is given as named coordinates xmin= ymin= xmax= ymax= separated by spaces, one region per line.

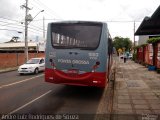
xmin=68 ymin=69 xmax=78 ymax=74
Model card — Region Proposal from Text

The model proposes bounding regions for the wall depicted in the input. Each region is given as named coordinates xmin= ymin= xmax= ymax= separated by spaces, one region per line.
xmin=138 ymin=35 xmax=149 ymax=45
xmin=0 ymin=53 xmax=44 ymax=69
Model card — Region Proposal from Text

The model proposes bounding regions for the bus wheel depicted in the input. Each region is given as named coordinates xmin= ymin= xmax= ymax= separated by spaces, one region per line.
xmin=34 ymin=68 xmax=39 ymax=74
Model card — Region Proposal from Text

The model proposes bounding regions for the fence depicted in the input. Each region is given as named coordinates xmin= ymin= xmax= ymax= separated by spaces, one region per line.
xmin=0 ymin=53 xmax=45 ymax=69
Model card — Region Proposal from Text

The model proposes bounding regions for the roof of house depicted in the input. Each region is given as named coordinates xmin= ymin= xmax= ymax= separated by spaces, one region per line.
xmin=135 ymin=6 xmax=160 ymax=35
xmin=0 ymin=42 xmax=37 ymax=48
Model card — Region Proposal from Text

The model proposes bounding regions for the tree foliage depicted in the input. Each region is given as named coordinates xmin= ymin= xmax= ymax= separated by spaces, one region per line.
xmin=113 ymin=36 xmax=132 ymax=52
xmin=147 ymin=37 xmax=160 ymax=44
xmin=5 ymin=36 xmax=20 ymax=43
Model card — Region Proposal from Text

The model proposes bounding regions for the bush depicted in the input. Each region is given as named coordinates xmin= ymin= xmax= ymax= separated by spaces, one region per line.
xmin=157 ymin=69 xmax=160 ymax=74
xmin=132 ymin=53 xmax=137 ymax=61
xmin=147 ymin=37 xmax=160 ymax=44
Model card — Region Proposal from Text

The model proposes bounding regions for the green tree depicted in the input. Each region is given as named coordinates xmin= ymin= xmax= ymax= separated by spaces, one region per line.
xmin=113 ymin=36 xmax=132 ymax=52
xmin=5 ymin=36 xmax=20 ymax=43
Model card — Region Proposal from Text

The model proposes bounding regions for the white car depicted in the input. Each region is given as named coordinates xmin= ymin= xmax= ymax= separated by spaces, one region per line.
xmin=129 ymin=53 xmax=133 ymax=59
xmin=18 ymin=57 xmax=45 ymax=75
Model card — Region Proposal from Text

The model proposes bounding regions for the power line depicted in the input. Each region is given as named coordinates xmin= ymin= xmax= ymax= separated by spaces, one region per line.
xmin=0 ymin=21 xmax=23 ymax=27
xmin=30 ymin=1 xmax=55 ymax=19
xmin=30 ymin=24 xmax=47 ymax=31
xmin=34 ymin=0 xmax=59 ymax=17
xmin=106 ymin=20 xmax=142 ymax=23
xmin=0 ymin=19 xmax=43 ymax=40
xmin=28 ymin=18 xmax=142 ymax=23
xmin=0 ymin=20 xmax=45 ymax=33
xmin=32 ymin=0 xmax=62 ymax=19
xmin=32 ymin=18 xmax=63 ymax=21
xmin=0 ymin=17 xmax=25 ymax=29
xmin=0 ymin=21 xmax=43 ymax=30
xmin=0 ymin=17 xmax=142 ymax=33
xmin=0 ymin=24 xmax=23 ymax=30
xmin=31 ymin=0 xmax=54 ymax=18
xmin=0 ymin=24 xmax=43 ymax=35
xmin=1 ymin=16 xmax=141 ymax=23
xmin=0 ymin=28 xmax=22 ymax=32
xmin=0 ymin=17 xmax=20 ymax=23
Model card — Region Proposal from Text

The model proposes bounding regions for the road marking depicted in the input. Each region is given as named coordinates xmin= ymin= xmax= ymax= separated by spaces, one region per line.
xmin=9 ymin=90 xmax=52 ymax=114
xmin=0 ymin=74 xmax=44 ymax=89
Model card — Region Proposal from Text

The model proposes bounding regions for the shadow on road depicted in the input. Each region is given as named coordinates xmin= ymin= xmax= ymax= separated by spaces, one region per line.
xmin=55 ymin=85 xmax=104 ymax=99
xmin=18 ymin=85 xmax=105 ymax=114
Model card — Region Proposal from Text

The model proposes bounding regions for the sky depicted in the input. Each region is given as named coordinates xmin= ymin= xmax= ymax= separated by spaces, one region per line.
xmin=0 ymin=0 xmax=159 ymax=43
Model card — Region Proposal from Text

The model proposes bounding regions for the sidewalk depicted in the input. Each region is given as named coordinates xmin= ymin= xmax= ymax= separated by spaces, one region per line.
xmin=0 ymin=67 xmax=18 ymax=73
xmin=112 ymin=58 xmax=160 ymax=119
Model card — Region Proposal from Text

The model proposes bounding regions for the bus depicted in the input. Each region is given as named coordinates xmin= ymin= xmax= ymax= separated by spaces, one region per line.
xmin=45 ymin=21 xmax=113 ymax=88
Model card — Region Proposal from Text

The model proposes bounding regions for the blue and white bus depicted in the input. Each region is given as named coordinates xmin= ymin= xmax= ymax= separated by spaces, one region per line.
xmin=45 ymin=21 xmax=113 ymax=87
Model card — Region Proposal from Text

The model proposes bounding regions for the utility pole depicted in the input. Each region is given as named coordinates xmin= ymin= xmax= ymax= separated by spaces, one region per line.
xmin=25 ymin=0 xmax=29 ymax=62
xmin=133 ymin=21 xmax=135 ymax=53
xmin=21 ymin=1 xmax=44 ymax=62
xmin=21 ymin=0 xmax=31 ymax=62
xmin=43 ymin=16 xmax=45 ymax=39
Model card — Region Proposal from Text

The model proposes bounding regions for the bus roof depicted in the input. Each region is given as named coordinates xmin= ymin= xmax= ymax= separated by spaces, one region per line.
xmin=49 ymin=20 xmax=107 ymax=25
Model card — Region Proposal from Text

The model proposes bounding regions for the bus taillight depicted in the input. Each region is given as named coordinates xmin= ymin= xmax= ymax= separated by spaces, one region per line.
xmin=49 ymin=59 xmax=56 ymax=69
xmin=96 ymin=61 xmax=100 ymax=65
xmin=92 ymin=61 xmax=100 ymax=72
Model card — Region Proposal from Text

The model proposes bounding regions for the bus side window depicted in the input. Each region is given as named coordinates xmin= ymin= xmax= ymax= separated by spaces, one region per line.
xmin=108 ymin=38 xmax=112 ymax=55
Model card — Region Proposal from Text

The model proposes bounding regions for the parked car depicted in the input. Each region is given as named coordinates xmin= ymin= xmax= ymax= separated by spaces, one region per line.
xmin=120 ymin=53 xmax=133 ymax=59
xmin=18 ymin=57 xmax=45 ymax=75
xmin=129 ymin=53 xmax=133 ymax=59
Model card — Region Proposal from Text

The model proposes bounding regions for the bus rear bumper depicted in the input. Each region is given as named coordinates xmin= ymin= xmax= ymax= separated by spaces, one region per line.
xmin=45 ymin=68 xmax=108 ymax=88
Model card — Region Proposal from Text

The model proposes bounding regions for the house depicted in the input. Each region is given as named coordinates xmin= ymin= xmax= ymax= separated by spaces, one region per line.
xmin=135 ymin=5 xmax=160 ymax=71
xmin=0 ymin=40 xmax=45 ymax=53
xmin=138 ymin=36 xmax=149 ymax=45
xmin=0 ymin=42 xmax=37 ymax=52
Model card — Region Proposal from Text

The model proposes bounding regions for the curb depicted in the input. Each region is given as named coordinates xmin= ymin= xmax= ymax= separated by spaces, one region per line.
xmin=0 ymin=67 xmax=18 ymax=73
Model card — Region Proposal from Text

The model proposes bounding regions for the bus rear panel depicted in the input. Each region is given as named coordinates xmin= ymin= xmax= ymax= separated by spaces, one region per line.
xmin=45 ymin=21 xmax=112 ymax=88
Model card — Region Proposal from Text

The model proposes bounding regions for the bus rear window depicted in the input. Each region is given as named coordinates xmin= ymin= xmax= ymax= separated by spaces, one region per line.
xmin=51 ymin=23 xmax=102 ymax=49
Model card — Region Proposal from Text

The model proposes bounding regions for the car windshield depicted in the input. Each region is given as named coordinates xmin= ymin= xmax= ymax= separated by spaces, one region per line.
xmin=26 ymin=59 xmax=40 ymax=64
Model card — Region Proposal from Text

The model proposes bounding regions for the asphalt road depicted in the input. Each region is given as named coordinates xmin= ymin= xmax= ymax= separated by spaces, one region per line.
xmin=0 ymin=71 xmax=107 ymax=119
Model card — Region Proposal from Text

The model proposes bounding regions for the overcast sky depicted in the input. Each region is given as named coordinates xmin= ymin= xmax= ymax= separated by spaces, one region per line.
xmin=0 ymin=0 xmax=159 ymax=43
